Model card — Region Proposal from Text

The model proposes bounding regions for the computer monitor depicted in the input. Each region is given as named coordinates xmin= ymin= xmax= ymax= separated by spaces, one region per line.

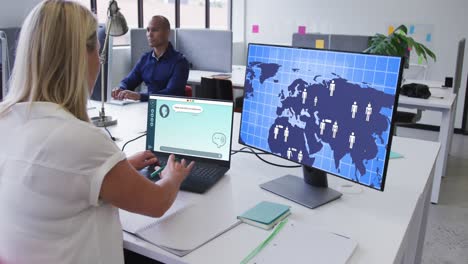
xmin=454 ymin=38 xmax=465 ymax=95
xmin=239 ymin=43 xmax=404 ymax=208
xmin=1 ymin=31 xmax=11 ymax=100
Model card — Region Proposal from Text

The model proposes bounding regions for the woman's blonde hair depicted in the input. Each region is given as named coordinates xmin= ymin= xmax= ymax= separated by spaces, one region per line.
xmin=0 ymin=0 xmax=98 ymax=121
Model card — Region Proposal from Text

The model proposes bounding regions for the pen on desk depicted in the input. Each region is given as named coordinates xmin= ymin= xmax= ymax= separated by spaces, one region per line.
xmin=149 ymin=157 xmax=181 ymax=179
xmin=240 ymin=218 xmax=288 ymax=264
xmin=150 ymin=165 xmax=165 ymax=179
xmin=431 ymin=96 xmax=444 ymax=99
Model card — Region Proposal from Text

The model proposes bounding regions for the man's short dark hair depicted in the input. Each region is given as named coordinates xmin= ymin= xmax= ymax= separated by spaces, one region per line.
xmin=151 ymin=15 xmax=170 ymax=31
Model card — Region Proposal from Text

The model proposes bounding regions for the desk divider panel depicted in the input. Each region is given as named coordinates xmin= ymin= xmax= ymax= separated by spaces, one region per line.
xmin=292 ymin=33 xmax=331 ymax=49
xmin=329 ymin=34 xmax=372 ymax=53
xmin=176 ymin=29 xmax=232 ymax=73
xmin=292 ymin=33 xmax=371 ymax=53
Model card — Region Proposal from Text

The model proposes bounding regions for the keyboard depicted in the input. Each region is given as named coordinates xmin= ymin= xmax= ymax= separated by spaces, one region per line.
xmin=140 ymin=158 xmax=228 ymax=193
xmin=107 ymin=99 xmax=138 ymax=106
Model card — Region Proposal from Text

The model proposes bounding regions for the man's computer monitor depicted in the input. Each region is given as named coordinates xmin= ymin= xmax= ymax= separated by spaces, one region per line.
xmin=454 ymin=38 xmax=465 ymax=95
xmin=239 ymin=43 xmax=404 ymax=208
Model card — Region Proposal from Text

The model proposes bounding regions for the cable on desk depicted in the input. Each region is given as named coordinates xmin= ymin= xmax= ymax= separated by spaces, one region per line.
xmin=104 ymin=126 xmax=116 ymax=141
xmin=231 ymin=147 xmax=301 ymax=168
xmin=122 ymin=133 xmax=147 ymax=151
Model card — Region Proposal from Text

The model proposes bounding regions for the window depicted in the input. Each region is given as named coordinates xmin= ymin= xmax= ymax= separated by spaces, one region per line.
xmin=72 ymin=0 xmax=91 ymax=9
xmin=97 ymin=0 xmax=138 ymax=45
xmin=90 ymin=0 xmax=231 ymax=46
xmin=143 ymin=0 xmax=175 ymax=29
xmin=180 ymin=0 xmax=205 ymax=28
xmin=209 ymin=0 xmax=228 ymax=29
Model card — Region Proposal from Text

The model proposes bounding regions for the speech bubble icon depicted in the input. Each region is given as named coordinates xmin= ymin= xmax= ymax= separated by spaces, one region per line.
xmin=172 ymin=104 xmax=203 ymax=114
xmin=212 ymin=132 xmax=226 ymax=148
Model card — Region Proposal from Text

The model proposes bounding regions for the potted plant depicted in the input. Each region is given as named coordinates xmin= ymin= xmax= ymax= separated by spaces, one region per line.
xmin=364 ymin=25 xmax=436 ymax=67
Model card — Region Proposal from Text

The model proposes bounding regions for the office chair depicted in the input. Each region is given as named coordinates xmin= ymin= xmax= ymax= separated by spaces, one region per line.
xmin=196 ymin=77 xmax=233 ymax=101
xmin=185 ymin=85 xmax=193 ymax=97
xmin=393 ymin=109 xmax=423 ymax=135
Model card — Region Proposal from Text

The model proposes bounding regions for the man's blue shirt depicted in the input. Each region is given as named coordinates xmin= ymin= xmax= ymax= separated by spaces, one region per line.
xmin=119 ymin=42 xmax=189 ymax=101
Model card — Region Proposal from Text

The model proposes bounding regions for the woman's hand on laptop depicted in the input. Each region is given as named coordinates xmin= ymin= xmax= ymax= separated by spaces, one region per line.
xmin=128 ymin=150 xmax=159 ymax=170
xmin=111 ymin=87 xmax=141 ymax=101
xmin=160 ymin=154 xmax=195 ymax=185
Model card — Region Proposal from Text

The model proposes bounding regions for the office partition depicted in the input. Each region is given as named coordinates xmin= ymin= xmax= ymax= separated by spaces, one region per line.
xmin=176 ymin=29 xmax=232 ymax=73
xmin=292 ymin=33 xmax=371 ymax=53
xmin=292 ymin=33 xmax=330 ymax=49
xmin=330 ymin=34 xmax=371 ymax=53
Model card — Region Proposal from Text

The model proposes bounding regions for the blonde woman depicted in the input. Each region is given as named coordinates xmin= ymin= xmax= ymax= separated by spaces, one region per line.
xmin=0 ymin=1 xmax=194 ymax=264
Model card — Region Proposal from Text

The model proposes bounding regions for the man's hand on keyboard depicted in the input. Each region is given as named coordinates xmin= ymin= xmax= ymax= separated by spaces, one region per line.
xmin=111 ymin=87 xmax=141 ymax=101
xmin=160 ymin=154 xmax=195 ymax=185
xmin=128 ymin=150 xmax=159 ymax=171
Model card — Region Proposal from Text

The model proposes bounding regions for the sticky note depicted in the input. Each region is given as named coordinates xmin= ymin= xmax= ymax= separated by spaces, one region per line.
xmin=315 ymin=39 xmax=325 ymax=49
xmin=409 ymin=25 xmax=415 ymax=34
xmin=298 ymin=26 xmax=306 ymax=35
xmin=252 ymin=25 xmax=259 ymax=34
xmin=426 ymin=33 xmax=432 ymax=42
xmin=388 ymin=26 xmax=394 ymax=35
xmin=390 ymin=151 xmax=404 ymax=159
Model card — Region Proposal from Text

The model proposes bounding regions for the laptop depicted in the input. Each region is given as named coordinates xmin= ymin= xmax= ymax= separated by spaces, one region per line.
xmin=140 ymin=95 xmax=234 ymax=193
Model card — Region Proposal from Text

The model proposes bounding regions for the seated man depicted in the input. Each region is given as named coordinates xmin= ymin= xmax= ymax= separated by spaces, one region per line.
xmin=112 ymin=15 xmax=189 ymax=102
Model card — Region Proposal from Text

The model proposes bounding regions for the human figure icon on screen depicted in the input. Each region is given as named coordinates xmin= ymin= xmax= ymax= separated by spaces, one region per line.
xmin=320 ymin=119 xmax=326 ymax=135
xmin=314 ymin=96 xmax=318 ymax=106
xmin=351 ymin=102 xmax=358 ymax=119
xmin=298 ymin=150 xmax=303 ymax=163
xmin=349 ymin=132 xmax=356 ymax=149
xmin=284 ymin=127 xmax=289 ymax=142
xmin=159 ymin=104 xmax=170 ymax=118
xmin=365 ymin=102 xmax=372 ymax=122
xmin=302 ymin=89 xmax=308 ymax=104
xmin=330 ymin=80 xmax=336 ymax=96
xmin=332 ymin=121 xmax=338 ymax=138
xmin=274 ymin=126 xmax=279 ymax=139
xmin=287 ymin=148 xmax=292 ymax=159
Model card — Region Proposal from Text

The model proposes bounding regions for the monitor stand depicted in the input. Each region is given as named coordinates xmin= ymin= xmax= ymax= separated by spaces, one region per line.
xmin=260 ymin=166 xmax=342 ymax=209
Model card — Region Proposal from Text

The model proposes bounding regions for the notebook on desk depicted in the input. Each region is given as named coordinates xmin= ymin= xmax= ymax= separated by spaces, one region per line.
xmin=251 ymin=220 xmax=357 ymax=264
xmin=140 ymin=95 xmax=234 ymax=193
xmin=119 ymin=196 xmax=240 ymax=257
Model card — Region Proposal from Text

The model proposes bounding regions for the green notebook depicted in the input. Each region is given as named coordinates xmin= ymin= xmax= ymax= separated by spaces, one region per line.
xmin=238 ymin=201 xmax=291 ymax=230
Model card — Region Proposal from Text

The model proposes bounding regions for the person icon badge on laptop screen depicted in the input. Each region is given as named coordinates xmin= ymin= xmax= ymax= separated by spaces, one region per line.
xmin=159 ymin=104 xmax=170 ymax=118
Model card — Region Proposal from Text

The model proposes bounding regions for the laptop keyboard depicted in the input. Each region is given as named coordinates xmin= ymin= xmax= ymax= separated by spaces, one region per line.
xmin=141 ymin=158 xmax=228 ymax=193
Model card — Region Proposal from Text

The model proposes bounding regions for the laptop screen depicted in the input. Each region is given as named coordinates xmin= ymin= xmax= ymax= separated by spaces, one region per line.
xmin=147 ymin=95 xmax=234 ymax=162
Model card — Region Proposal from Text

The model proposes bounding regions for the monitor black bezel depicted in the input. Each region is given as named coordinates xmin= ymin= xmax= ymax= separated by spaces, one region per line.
xmin=147 ymin=94 xmax=235 ymax=167
xmin=238 ymin=42 xmax=404 ymax=191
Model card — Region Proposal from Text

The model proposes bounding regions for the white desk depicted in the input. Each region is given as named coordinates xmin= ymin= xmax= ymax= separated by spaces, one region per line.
xmin=398 ymin=81 xmax=457 ymax=203
xmin=187 ymin=66 xmax=246 ymax=100
xmin=187 ymin=69 xmax=454 ymax=203
xmin=88 ymin=102 xmax=440 ymax=264
xmin=188 ymin=65 xmax=246 ymax=88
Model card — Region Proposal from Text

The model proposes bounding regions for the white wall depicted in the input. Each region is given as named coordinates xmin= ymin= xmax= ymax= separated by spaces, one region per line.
xmin=0 ymin=0 xmax=41 ymax=27
xmin=241 ymin=0 xmax=468 ymax=129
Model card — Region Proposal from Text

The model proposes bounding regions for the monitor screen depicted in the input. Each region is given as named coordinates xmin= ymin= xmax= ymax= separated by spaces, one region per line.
xmin=147 ymin=95 xmax=234 ymax=162
xmin=240 ymin=43 xmax=403 ymax=191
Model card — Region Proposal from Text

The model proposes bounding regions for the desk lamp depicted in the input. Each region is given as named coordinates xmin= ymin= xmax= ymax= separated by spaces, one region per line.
xmin=91 ymin=0 xmax=128 ymax=127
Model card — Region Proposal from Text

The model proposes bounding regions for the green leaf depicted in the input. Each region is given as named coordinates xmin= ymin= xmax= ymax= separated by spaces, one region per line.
xmin=419 ymin=43 xmax=437 ymax=61
xmin=392 ymin=25 xmax=408 ymax=35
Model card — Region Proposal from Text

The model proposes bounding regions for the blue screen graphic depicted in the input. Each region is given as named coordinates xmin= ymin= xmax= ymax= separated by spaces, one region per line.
xmin=239 ymin=44 xmax=402 ymax=190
